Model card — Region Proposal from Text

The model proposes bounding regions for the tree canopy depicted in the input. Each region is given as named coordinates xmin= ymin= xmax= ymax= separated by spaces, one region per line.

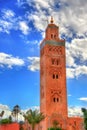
xmin=81 ymin=108 xmax=87 ymax=130
xmin=12 ymin=105 xmax=21 ymax=122
xmin=24 ymin=109 xmax=45 ymax=130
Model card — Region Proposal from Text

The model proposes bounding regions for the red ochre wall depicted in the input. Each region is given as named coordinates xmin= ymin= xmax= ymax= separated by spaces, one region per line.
xmin=0 ymin=123 xmax=19 ymax=130
xmin=67 ymin=117 xmax=83 ymax=130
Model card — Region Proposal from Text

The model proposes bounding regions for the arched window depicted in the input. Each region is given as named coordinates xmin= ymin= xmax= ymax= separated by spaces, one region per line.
xmin=52 ymin=74 xmax=59 ymax=79
xmin=51 ymin=34 xmax=53 ymax=39
xmin=52 ymin=93 xmax=60 ymax=103
xmin=53 ymin=98 xmax=56 ymax=102
xmin=53 ymin=74 xmax=55 ymax=79
xmin=53 ymin=97 xmax=59 ymax=103
xmin=56 ymin=74 xmax=58 ymax=79
xmin=54 ymin=35 xmax=56 ymax=38
xmin=57 ymin=60 xmax=58 ymax=65
xmin=57 ymin=98 xmax=59 ymax=102
xmin=51 ymin=58 xmax=60 ymax=65
xmin=52 ymin=59 xmax=55 ymax=64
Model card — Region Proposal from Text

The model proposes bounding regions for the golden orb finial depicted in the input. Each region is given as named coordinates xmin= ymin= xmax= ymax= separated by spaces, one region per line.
xmin=50 ymin=16 xmax=54 ymax=24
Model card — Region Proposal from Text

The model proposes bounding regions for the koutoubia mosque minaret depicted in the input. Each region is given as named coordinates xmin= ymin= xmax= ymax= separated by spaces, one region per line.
xmin=40 ymin=17 xmax=83 ymax=130
xmin=40 ymin=17 xmax=67 ymax=130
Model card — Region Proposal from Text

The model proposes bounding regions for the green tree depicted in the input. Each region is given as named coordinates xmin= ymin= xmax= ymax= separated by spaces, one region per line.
xmin=12 ymin=105 xmax=20 ymax=122
xmin=81 ymin=108 xmax=87 ymax=130
xmin=0 ymin=111 xmax=4 ymax=118
xmin=24 ymin=109 xmax=45 ymax=130
xmin=0 ymin=118 xmax=12 ymax=124
xmin=48 ymin=120 xmax=62 ymax=130
xmin=19 ymin=121 xmax=24 ymax=130
xmin=8 ymin=115 xmax=12 ymax=123
xmin=53 ymin=120 xmax=59 ymax=129
xmin=0 ymin=111 xmax=5 ymax=125
xmin=20 ymin=124 xmax=24 ymax=130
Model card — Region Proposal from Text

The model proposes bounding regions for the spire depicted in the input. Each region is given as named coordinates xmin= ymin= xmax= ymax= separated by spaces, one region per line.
xmin=50 ymin=16 xmax=54 ymax=24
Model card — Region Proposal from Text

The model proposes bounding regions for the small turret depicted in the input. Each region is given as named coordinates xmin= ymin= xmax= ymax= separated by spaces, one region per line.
xmin=50 ymin=16 xmax=54 ymax=24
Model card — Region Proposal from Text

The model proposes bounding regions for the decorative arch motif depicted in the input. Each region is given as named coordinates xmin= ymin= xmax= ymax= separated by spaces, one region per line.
xmin=48 ymin=46 xmax=62 ymax=55
xmin=48 ymin=113 xmax=67 ymax=129
xmin=49 ymin=68 xmax=62 ymax=79
xmin=50 ymin=90 xmax=62 ymax=103
xmin=51 ymin=58 xmax=61 ymax=66
xmin=52 ymin=93 xmax=60 ymax=103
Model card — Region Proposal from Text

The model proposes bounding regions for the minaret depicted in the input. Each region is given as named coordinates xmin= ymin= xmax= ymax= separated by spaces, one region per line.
xmin=40 ymin=17 xmax=68 ymax=130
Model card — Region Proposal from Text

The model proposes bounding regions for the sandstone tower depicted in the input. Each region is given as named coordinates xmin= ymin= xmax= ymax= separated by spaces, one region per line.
xmin=40 ymin=17 xmax=83 ymax=130
xmin=40 ymin=17 xmax=67 ymax=130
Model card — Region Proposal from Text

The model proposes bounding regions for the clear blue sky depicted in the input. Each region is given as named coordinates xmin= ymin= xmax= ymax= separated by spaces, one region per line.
xmin=0 ymin=0 xmax=87 ymax=113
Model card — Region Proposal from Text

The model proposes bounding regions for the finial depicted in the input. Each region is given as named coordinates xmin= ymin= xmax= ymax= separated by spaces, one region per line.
xmin=50 ymin=16 xmax=54 ymax=24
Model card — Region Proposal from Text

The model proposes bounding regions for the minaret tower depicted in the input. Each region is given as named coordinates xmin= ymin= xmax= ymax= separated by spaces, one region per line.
xmin=40 ymin=17 xmax=68 ymax=130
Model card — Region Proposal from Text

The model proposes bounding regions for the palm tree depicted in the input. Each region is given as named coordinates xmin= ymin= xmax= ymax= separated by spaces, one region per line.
xmin=81 ymin=108 xmax=87 ymax=130
xmin=24 ymin=109 xmax=45 ymax=130
xmin=0 ymin=111 xmax=4 ymax=128
xmin=0 ymin=111 xmax=4 ymax=123
xmin=0 ymin=111 xmax=4 ymax=118
xmin=12 ymin=105 xmax=20 ymax=122
xmin=8 ymin=115 xmax=12 ymax=123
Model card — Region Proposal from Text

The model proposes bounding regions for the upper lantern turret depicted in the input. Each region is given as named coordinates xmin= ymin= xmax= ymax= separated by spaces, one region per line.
xmin=50 ymin=16 xmax=54 ymax=24
xmin=45 ymin=17 xmax=59 ymax=40
xmin=40 ymin=17 xmax=65 ymax=49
